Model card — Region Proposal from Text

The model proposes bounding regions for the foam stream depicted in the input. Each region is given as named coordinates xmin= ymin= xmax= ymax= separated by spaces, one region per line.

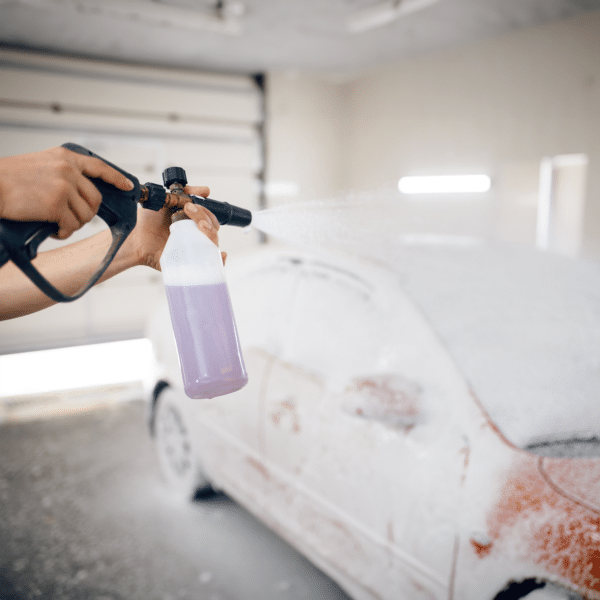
xmin=248 ymin=196 xmax=482 ymax=266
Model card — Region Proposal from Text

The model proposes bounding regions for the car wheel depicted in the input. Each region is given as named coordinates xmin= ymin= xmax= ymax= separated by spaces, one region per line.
xmin=520 ymin=584 xmax=583 ymax=600
xmin=152 ymin=386 xmax=213 ymax=500
xmin=494 ymin=580 xmax=583 ymax=600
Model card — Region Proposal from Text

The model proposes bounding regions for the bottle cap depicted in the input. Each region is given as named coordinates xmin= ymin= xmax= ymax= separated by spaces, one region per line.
xmin=171 ymin=210 xmax=190 ymax=224
xmin=163 ymin=166 xmax=187 ymax=189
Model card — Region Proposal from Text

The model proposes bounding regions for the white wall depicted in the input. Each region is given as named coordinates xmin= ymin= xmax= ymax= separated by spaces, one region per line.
xmin=265 ymin=71 xmax=346 ymax=206
xmin=265 ymin=10 xmax=600 ymax=260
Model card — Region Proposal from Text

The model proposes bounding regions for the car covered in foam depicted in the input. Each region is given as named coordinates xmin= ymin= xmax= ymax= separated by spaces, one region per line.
xmin=146 ymin=242 xmax=600 ymax=600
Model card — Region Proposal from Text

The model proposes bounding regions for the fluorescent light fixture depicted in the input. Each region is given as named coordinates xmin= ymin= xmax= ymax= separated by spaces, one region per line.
xmin=13 ymin=0 xmax=244 ymax=35
xmin=0 ymin=339 xmax=154 ymax=398
xmin=347 ymin=0 xmax=441 ymax=34
xmin=398 ymin=174 xmax=491 ymax=194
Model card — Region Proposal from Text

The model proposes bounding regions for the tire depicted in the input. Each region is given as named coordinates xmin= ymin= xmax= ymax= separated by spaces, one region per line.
xmin=152 ymin=386 xmax=213 ymax=500
xmin=520 ymin=584 xmax=583 ymax=600
xmin=494 ymin=580 xmax=583 ymax=600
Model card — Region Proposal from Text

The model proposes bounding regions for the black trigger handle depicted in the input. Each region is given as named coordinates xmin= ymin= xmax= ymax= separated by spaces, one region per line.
xmin=0 ymin=143 xmax=141 ymax=302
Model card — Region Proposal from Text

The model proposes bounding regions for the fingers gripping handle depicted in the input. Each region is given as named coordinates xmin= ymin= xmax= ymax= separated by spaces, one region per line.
xmin=61 ymin=143 xmax=141 ymax=231
xmin=0 ymin=143 xmax=141 ymax=302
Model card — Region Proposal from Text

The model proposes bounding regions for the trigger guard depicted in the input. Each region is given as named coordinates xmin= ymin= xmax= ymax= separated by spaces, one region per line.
xmin=7 ymin=219 xmax=135 ymax=303
xmin=0 ymin=142 xmax=143 ymax=302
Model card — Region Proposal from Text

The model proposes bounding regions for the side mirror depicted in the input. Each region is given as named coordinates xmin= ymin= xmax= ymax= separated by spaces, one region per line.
xmin=341 ymin=374 xmax=422 ymax=428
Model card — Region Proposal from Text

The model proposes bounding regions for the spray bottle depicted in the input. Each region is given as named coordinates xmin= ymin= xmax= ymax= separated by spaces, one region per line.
xmin=159 ymin=167 xmax=248 ymax=399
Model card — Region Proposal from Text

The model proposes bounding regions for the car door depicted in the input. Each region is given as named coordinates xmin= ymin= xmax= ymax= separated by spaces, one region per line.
xmin=188 ymin=254 xmax=303 ymax=493
xmin=259 ymin=259 xmax=470 ymax=599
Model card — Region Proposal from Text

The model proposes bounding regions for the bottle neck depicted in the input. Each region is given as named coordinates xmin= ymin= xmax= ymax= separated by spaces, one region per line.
xmin=171 ymin=209 xmax=190 ymax=225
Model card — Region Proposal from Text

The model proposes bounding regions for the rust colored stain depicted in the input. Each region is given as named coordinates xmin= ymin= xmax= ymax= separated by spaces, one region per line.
xmin=346 ymin=374 xmax=421 ymax=427
xmin=271 ymin=399 xmax=300 ymax=433
xmin=460 ymin=446 xmax=471 ymax=470
xmin=468 ymin=388 xmax=519 ymax=450
xmin=541 ymin=457 xmax=600 ymax=514
xmin=387 ymin=520 xmax=395 ymax=544
xmin=355 ymin=377 xmax=419 ymax=417
xmin=246 ymin=457 xmax=270 ymax=481
xmin=460 ymin=445 xmax=470 ymax=483
xmin=408 ymin=578 xmax=437 ymax=600
xmin=330 ymin=518 xmax=363 ymax=554
xmin=470 ymin=538 xmax=493 ymax=558
xmin=486 ymin=456 xmax=600 ymax=596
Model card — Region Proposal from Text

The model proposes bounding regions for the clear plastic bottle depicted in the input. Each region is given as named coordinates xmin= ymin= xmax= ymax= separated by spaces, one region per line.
xmin=160 ymin=211 xmax=248 ymax=399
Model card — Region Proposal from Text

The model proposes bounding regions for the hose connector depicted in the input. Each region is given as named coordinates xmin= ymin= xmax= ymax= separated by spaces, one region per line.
xmin=161 ymin=166 xmax=252 ymax=228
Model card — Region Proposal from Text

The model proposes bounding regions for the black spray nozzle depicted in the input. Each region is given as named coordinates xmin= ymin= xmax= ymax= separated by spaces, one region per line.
xmin=190 ymin=195 xmax=252 ymax=228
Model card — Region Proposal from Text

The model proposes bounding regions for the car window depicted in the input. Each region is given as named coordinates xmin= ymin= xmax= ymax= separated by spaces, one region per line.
xmin=281 ymin=262 xmax=390 ymax=386
xmin=229 ymin=256 xmax=301 ymax=358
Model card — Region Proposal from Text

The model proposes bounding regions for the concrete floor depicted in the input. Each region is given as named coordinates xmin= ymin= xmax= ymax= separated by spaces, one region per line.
xmin=0 ymin=400 xmax=351 ymax=600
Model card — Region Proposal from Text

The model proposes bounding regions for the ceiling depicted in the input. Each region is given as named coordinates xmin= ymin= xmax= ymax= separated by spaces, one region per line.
xmin=0 ymin=0 xmax=599 ymax=77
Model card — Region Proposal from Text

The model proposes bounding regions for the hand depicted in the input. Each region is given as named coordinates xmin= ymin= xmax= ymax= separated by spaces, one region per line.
xmin=0 ymin=146 xmax=134 ymax=240
xmin=124 ymin=184 xmax=226 ymax=270
xmin=183 ymin=185 xmax=227 ymax=266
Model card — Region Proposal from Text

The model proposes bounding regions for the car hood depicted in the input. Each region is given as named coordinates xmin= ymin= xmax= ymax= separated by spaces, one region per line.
xmin=541 ymin=456 xmax=600 ymax=514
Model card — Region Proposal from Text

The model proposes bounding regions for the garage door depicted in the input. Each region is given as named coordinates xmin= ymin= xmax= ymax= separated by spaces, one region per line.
xmin=0 ymin=47 xmax=264 ymax=354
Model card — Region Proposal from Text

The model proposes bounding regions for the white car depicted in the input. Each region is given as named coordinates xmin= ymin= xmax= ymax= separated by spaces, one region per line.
xmin=146 ymin=243 xmax=600 ymax=600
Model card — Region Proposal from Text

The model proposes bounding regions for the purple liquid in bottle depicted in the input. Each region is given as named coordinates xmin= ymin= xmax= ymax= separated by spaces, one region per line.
xmin=165 ymin=282 xmax=248 ymax=399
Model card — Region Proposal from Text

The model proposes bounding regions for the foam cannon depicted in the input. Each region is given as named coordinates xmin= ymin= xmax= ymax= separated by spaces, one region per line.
xmin=0 ymin=143 xmax=251 ymax=302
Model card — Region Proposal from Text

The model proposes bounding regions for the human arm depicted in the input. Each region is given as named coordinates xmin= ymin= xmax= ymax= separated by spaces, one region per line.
xmin=0 ymin=185 xmax=222 ymax=320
